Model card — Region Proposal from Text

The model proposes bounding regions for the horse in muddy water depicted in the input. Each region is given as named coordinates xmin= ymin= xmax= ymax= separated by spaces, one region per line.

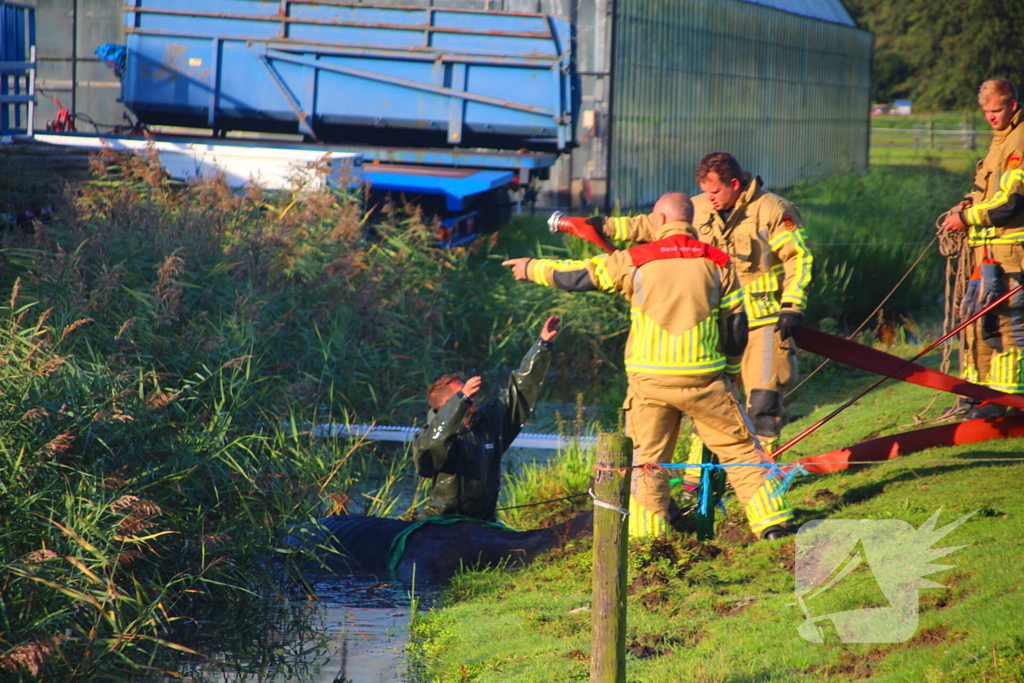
xmin=285 ymin=511 xmax=594 ymax=585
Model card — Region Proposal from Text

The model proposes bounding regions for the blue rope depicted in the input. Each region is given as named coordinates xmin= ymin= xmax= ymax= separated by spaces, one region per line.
xmin=661 ymin=461 xmax=809 ymax=500
xmin=771 ymin=463 xmax=809 ymax=499
xmin=698 ymin=466 xmax=714 ymax=517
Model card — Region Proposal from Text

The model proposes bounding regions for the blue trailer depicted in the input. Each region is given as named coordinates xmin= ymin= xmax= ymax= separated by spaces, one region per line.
xmin=111 ymin=0 xmax=575 ymax=241
xmin=0 ymin=1 xmax=35 ymax=136
xmin=28 ymin=0 xmax=872 ymax=222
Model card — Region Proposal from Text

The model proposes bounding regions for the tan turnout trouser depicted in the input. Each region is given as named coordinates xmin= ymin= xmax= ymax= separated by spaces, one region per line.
xmin=623 ymin=373 xmax=794 ymax=538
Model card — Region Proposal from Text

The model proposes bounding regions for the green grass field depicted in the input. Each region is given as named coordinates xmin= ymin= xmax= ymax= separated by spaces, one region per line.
xmin=0 ymin=117 xmax=1006 ymax=681
xmin=409 ymin=352 xmax=1024 ymax=683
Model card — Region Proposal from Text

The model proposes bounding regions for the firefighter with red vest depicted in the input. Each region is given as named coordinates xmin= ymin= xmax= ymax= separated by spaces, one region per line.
xmin=503 ymin=192 xmax=794 ymax=540
xmin=550 ymin=153 xmax=813 ymax=458
xmin=941 ymin=79 xmax=1024 ymax=418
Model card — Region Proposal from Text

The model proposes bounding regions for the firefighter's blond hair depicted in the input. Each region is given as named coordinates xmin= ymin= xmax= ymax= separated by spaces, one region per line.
xmin=978 ymin=79 xmax=1018 ymax=106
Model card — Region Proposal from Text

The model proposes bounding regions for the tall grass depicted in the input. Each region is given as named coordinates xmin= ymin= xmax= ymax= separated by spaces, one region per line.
xmin=498 ymin=399 xmax=599 ymax=530
xmin=790 ymin=164 xmax=969 ymax=329
xmin=0 ymin=146 xmax=974 ymax=679
xmin=0 ymin=148 xmax=631 ymax=680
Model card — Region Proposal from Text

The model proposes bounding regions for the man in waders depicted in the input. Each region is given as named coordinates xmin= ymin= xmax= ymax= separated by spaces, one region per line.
xmin=413 ymin=315 xmax=560 ymax=521
xmin=504 ymin=193 xmax=794 ymax=540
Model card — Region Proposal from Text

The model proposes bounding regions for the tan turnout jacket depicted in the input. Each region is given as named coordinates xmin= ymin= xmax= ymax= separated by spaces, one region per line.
xmin=604 ymin=176 xmax=813 ymax=329
xmin=964 ymin=108 xmax=1024 ymax=248
xmin=524 ymin=221 xmax=746 ymax=384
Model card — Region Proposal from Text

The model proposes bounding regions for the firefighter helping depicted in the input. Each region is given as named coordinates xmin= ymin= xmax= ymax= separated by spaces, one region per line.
xmin=415 ymin=78 xmax=1024 ymax=542
xmin=503 ymin=191 xmax=795 ymax=541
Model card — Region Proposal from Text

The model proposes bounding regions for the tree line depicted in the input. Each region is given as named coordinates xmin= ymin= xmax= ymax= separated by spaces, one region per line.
xmin=843 ymin=0 xmax=1024 ymax=110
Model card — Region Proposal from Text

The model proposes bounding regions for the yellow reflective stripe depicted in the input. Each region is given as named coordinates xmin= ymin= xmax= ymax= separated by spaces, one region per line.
xmin=588 ymin=255 xmax=615 ymax=291
xmin=726 ymin=359 xmax=742 ymax=375
xmin=628 ymin=495 xmax=667 ymax=538
xmin=611 ymin=216 xmax=631 ymax=241
xmin=963 ymin=364 xmax=981 ymax=384
xmin=966 ymin=168 xmax=1024 ymax=225
xmin=627 ymin=309 xmax=725 ymax=374
xmin=529 ymin=258 xmax=590 ymax=287
xmin=722 ymin=286 xmax=744 ymax=309
xmin=745 ymin=477 xmax=794 ymax=535
xmin=684 ymin=437 xmax=704 ymax=484
xmin=626 ymin=360 xmax=727 ymax=374
xmin=749 ymin=510 xmax=795 ymax=536
xmin=985 ymin=348 xmax=1024 ymax=394
xmin=967 ymin=228 xmax=1024 ymax=246
xmin=773 ymin=227 xmax=813 ymax=307
xmin=743 ymin=271 xmax=781 ymax=321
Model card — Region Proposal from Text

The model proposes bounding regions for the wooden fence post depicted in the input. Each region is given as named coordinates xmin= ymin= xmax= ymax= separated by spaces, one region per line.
xmin=590 ymin=432 xmax=631 ymax=683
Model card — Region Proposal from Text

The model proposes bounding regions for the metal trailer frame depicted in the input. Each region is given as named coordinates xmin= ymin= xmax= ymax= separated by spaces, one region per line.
xmin=26 ymin=0 xmax=872 ymax=217
xmin=121 ymin=0 xmax=574 ymax=151
xmin=0 ymin=2 xmax=35 ymax=136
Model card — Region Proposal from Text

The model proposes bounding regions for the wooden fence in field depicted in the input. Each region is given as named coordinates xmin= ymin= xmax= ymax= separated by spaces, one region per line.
xmin=871 ymin=122 xmax=992 ymax=151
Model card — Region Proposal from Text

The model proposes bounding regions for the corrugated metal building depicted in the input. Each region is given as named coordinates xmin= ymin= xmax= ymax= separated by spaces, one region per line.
xmin=564 ymin=0 xmax=871 ymax=211
xmin=23 ymin=0 xmax=871 ymax=213
xmin=27 ymin=0 xmax=128 ymax=133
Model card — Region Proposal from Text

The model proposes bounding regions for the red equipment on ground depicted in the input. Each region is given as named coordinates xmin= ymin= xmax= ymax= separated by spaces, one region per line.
xmin=45 ymin=98 xmax=75 ymax=132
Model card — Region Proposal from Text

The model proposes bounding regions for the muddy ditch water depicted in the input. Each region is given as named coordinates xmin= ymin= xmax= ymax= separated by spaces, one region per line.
xmin=182 ymin=402 xmax=599 ymax=682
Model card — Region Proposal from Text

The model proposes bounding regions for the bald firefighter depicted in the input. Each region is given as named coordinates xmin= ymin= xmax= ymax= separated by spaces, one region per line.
xmin=504 ymin=193 xmax=794 ymax=540
xmin=550 ymin=153 xmax=813 ymax=456
xmin=941 ymin=79 xmax=1024 ymax=419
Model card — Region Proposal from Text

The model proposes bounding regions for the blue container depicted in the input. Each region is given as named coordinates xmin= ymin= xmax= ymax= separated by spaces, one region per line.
xmin=0 ymin=1 xmax=34 ymax=135
xmin=121 ymin=0 xmax=574 ymax=150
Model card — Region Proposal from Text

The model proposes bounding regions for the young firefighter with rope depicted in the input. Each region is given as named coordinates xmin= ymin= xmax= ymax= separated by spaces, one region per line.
xmin=549 ymin=153 xmax=812 ymax=463
xmin=503 ymin=192 xmax=795 ymax=541
xmin=940 ymin=78 xmax=1024 ymax=419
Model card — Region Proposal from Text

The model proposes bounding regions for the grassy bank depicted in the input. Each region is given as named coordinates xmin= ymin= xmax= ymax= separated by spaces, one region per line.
xmin=409 ymin=352 xmax=1024 ymax=682
xmin=788 ymin=165 xmax=967 ymax=328
xmin=0 ymin=140 xmax=993 ymax=680
xmin=0 ymin=150 xmax=632 ymax=681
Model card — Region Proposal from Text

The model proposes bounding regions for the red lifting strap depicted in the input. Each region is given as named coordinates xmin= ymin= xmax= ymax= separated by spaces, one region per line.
xmin=627 ymin=234 xmax=731 ymax=268
xmin=574 ymin=221 xmax=617 ymax=254
xmin=794 ymin=327 xmax=1024 ymax=410
xmin=795 ymin=415 xmax=1024 ymax=474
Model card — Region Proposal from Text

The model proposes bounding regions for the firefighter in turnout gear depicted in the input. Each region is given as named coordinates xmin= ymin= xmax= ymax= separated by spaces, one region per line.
xmin=942 ymin=79 xmax=1024 ymax=419
xmin=413 ymin=315 xmax=560 ymax=521
xmin=551 ymin=153 xmax=813 ymax=458
xmin=506 ymin=193 xmax=795 ymax=540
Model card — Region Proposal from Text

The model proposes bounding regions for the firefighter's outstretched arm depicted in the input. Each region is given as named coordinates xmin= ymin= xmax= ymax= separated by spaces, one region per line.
xmin=548 ymin=212 xmax=656 ymax=246
xmin=502 ymin=255 xmax=625 ymax=293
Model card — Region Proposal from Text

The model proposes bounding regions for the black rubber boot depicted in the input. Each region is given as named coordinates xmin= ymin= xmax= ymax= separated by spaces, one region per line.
xmin=669 ymin=510 xmax=697 ymax=535
xmin=760 ymin=525 xmax=796 ymax=541
xmin=965 ymin=402 xmax=1007 ymax=420
xmin=942 ymin=397 xmax=979 ymax=419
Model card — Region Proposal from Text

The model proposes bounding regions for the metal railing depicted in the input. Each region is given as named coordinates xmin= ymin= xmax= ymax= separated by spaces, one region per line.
xmin=0 ymin=44 xmax=34 ymax=136
xmin=870 ymin=122 xmax=990 ymax=151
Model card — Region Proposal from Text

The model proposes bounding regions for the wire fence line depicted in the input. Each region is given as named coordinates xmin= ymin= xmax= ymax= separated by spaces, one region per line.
xmin=870 ymin=123 xmax=992 ymax=151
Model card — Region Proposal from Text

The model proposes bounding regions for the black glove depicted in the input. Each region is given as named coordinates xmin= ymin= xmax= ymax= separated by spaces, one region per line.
xmin=775 ymin=311 xmax=803 ymax=341
xmin=979 ymin=260 xmax=1004 ymax=307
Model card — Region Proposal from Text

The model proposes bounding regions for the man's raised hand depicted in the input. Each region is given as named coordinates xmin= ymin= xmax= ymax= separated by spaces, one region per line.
xmin=540 ymin=315 xmax=561 ymax=342
xmin=462 ymin=376 xmax=482 ymax=398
